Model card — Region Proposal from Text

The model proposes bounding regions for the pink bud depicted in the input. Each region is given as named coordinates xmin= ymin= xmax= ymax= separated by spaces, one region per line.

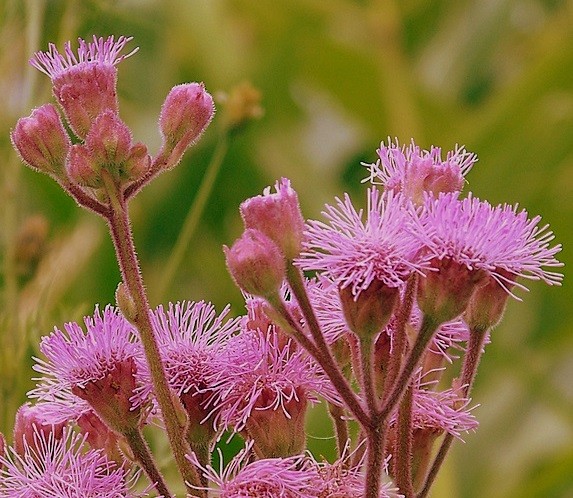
xmin=122 ymin=142 xmax=151 ymax=182
xmin=86 ymin=110 xmax=132 ymax=166
xmin=11 ymin=104 xmax=71 ymax=176
xmin=225 ymin=228 xmax=286 ymax=298
xmin=77 ymin=411 xmax=125 ymax=464
xmin=13 ymin=403 xmax=66 ymax=457
xmin=240 ymin=178 xmax=306 ymax=260
xmin=159 ymin=82 xmax=214 ymax=162
xmin=339 ymin=279 xmax=399 ymax=339
xmin=54 ymin=64 xmax=119 ymax=139
xmin=417 ymin=258 xmax=488 ymax=325
xmin=66 ymin=144 xmax=103 ymax=188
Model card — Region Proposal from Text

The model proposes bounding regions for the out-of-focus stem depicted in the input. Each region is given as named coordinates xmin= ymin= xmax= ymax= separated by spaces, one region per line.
xmin=156 ymin=133 xmax=229 ymax=300
xmin=416 ymin=326 xmax=489 ymax=498
xmin=360 ymin=336 xmax=378 ymax=416
xmin=101 ymin=172 xmax=203 ymax=496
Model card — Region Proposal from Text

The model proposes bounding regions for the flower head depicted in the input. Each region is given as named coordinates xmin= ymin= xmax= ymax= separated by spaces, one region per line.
xmin=188 ymin=442 xmax=317 ymax=497
xmin=298 ymin=188 xmax=423 ymax=298
xmin=365 ymin=139 xmax=476 ymax=203
xmin=0 ymin=427 xmax=141 ymax=497
xmin=135 ymin=301 xmax=240 ymax=424
xmin=30 ymin=35 xmax=137 ymax=138
xmin=29 ymin=306 xmax=145 ymax=429
xmin=207 ymin=328 xmax=338 ymax=456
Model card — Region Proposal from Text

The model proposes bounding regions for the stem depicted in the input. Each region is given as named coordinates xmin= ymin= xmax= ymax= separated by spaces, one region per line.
xmin=394 ymin=383 xmax=415 ymax=497
xmin=267 ymin=293 xmax=371 ymax=429
xmin=364 ymin=418 xmax=385 ymax=498
xmin=123 ymin=426 xmax=172 ymax=498
xmin=379 ymin=314 xmax=440 ymax=421
xmin=155 ymin=134 xmax=229 ymax=300
xmin=384 ymin=275 xmax=417 ymax=395
xmin=360 ymin=336 xmax=378 ymax=417
xmin=328 ymin=402 xmax=349 ymax=460
xmin=417 ymin=327 xmax=489 ymax=498
xmin=102 ymin=175 xmax=203 ymax=495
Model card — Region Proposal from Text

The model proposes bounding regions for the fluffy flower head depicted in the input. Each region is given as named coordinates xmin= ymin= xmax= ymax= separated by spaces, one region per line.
xmin=298 ymin=188 xmax=424 ymax=297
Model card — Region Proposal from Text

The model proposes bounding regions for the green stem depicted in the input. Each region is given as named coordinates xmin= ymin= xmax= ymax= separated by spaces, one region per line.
xmin=416 ymin=327 xmax=489 ymax=498
xmin=155 ymin=133 xmax=229 ymax=300
xmin=102 ymin=175 xmax=203 ymax=496
xmin=123 ymin=426 xmax=172 ymax=498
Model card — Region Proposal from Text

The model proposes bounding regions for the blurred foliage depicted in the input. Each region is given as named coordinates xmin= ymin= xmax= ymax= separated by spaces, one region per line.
xmin=1 ymin=0 xmax=572 ymax=496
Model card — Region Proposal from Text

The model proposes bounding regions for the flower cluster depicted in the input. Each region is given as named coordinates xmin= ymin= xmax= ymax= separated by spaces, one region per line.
xmin=5 ymin=35 xmax=564 ymax=498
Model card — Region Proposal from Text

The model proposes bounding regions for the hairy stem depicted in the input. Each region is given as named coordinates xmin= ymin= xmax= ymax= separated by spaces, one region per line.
xmin=328 ymin=402 xmax=349 ymax=461
xmin=123 ymin=426 xmax=172 ymax=498
xmin=417 ymin=326 xmax=488 ymax=498
xmin=102 ymin=173 xmax=202 ymax=495
xmin=379 ymin=314 xmax=439 ymax=421
xmin=394 ymin=383 xmax=415 ymax=497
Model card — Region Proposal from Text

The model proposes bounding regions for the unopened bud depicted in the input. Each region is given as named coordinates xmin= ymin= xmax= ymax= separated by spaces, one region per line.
xmin=240 ymin=178 xmax=305 ymax=260
xmin=339 ymin=280 xmax=399 ymax=340
xmin=225 ymin=228 xmax=286 ymax=298
xmin=13 ymin=403 xmax=66 ymax=457
xmin=417 ymin=258 xmax=488 ymax=325
xmin=122 ymin=142 xmax=151 ymax=182
xmin=88 ymin=110 xmax=132 ymax=167
xmin=115 ymin=282 xmax=137 ymax=323
xmin=159 ymin=82 xmax=214 ymax=164
xmin=11 ymin=104 xmax=71 ymax=176
xmin=66 ymin=144 xmax=103 ymax=188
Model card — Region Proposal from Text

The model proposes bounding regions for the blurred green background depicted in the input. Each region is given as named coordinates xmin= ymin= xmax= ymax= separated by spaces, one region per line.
xmin=1 ymin=0 xmax=572 ymax=496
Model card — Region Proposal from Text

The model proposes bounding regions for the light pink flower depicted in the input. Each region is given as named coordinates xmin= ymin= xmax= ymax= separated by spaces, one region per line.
xmin=30 ymin=35 xmax=137 ymax=138
xmin=365 ymin=139 xmax=476 ymax=203
xmin=298 ymin=188 xmax=424 ymax=298
xmin=0 ymin=427 xmax=141 ymax=497
xmin=412 ymin=192 xmax=563 ymax=296
xmin=29 ymin=306 xmax=145 ymax=425
xmin=188 ymin=442 xmax=317 ymax=497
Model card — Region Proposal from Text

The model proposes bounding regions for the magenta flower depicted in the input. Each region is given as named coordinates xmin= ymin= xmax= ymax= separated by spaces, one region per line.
xmin=30 ymin=35 xmax=137 ymax=138
xmin=0 ymin=427 xmax=141 ymax=498
xmin=29 ymin=306 xmax=145 ymax=428
xmin=135 ymin=301 xmax=240 ymax=422
xmin=206 ymin=328 xmax=338 ymax=456
xmin=298 ymin=188 xmax=424 ymax=298
xmin=365 ymin=139 xmax=476 ymax=203
xmin=188 ymin=442 xmax=317 ymax=497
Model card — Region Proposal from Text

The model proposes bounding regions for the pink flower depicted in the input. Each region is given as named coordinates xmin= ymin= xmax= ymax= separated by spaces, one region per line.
xmin=30 ymin=35 xmax=137 ymax=139
xmin=0 ymin=427 xmax=141 ymax=497
xmin=135 ymin=301 xmax=240 ymax=425
xmin=206 ymin=328 xmax=338 ymax=456
xmin=298 ymin=188 xmax=424 ymax=298
xmin=365 ymin=139 xmax=476 ymax=203
xmin=413 ymin=192 xmax=563 ymax=296
xmin=188 ymin=442 xmax=317 ymax=497
xmin=29 ymin=306 xmax=145 ymax=429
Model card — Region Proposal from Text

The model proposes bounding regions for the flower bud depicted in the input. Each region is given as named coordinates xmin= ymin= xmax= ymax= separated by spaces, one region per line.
xmin=87 ymin=110 xmax=132 ymax=167
xmin=339 ymin=279 xmax=399 ymax=340
xmin=66 ymin=144 xmax=103 ymax=188
xmin=11 ymin=104 xmax=71 ymax=176
xmin=240 ymin=178 xmax=305 ymax=260
xmin=122 ymin=142 xmax=151 ymax=182
xmin=417 ymin=258 xmax=488 ymax=325
xmin=77 ymin=411 xmax=126 ymax=465
xmin=464 ymin=271 xmax=515 ymax=332
xmin=159 ymin=82 xmax=214 ymax=163
xmin=13 ymin=403 xmax=66 ymax=458
xmin=225 ymin=228 xmax=286 ymax=298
